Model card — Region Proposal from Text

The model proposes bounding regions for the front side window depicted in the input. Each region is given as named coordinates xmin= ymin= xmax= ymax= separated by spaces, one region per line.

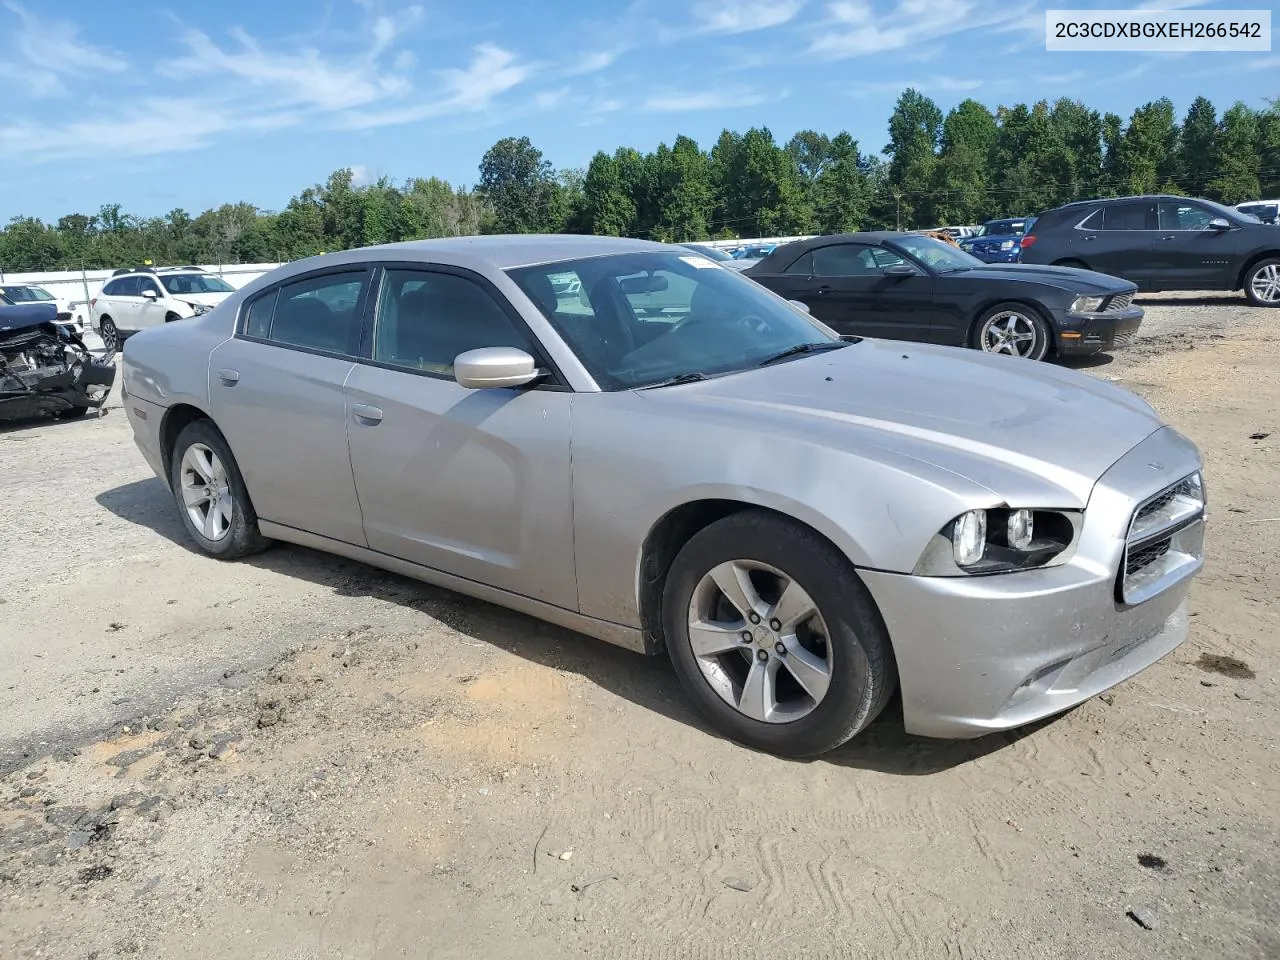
xmin=161 ymin=273 xmax=235 ymax=295
xmin=1158 ymin=202 xmax=1214 ymax=231
xmin=891 ymin=235 xmax=982 ymax=273
xmin=28 ymin=287 xmax=54 ymax=301
xmin=259 ymin=271 xmax=366 ymax=354
xmin=810 ymin=244 xmax=881 ymax=277
xmin=1103 ymin=202 xmax=1157 ymax=231
xmin=372 ymin=269 xmax=534 ymax=376
xmin=508 ymin=251 xmax=842 ymax=390
xmin=138 ymin=278 xmax=163 ymax=297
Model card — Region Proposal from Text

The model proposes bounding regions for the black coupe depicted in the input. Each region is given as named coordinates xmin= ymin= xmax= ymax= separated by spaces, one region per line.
xmin=743 ymin=232 xmax=1143 ymax=361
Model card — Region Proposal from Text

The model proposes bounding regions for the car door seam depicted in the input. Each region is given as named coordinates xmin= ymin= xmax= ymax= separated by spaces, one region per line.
xmin=340 ymin=361 xmax=372 ymax=547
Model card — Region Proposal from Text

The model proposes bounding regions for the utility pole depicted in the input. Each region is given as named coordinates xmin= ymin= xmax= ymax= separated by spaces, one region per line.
xmin=894 ymin=193 xmax=902 ymax=231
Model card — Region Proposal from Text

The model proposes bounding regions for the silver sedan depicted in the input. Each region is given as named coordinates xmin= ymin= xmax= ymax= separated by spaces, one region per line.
xmin=119 ymin=235 xmax=1206 ymax=757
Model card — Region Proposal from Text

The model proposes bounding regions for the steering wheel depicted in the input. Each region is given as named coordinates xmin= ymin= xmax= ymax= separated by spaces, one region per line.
xmin=672 ymin=310 xmax=773 ymax=336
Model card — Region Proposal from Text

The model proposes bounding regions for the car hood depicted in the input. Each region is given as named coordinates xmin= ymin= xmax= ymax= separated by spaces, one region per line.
xmin=638 ymin=339 xmax=1163 ymax=505
xmin=0 ymin=302 xmax=60 ymax=333
xmin=953 ymin=262 xmax=1134 ymax=294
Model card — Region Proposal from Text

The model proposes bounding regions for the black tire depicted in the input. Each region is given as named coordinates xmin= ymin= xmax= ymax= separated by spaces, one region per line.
xmin=169 ymin=420 xmax=270 ymax=560
xmin=56 ymin=406 xmax=90 ymax=420
xmin=98 ymin=317 xmax=119 ymax=353
xmin=662 ymin=510 xmax=897 ymax=757
xmin=970 ymin=301 xmax=1053 ymax=361
xmin=1243 ymin=257 xmax=1280 ymax=308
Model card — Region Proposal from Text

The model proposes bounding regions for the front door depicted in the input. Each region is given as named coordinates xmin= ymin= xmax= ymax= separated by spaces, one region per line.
xmin=1150 ymin=200 xmax=1239 ymax=290
xmin=344 ymin=265 xmax=577 ymax=609
xmin=792 ymin=242 xmax=935 ymax=341
xmin=207 ymin=267 xmax=372 ymax=547
xmin=135 ymin=276 xmax=169 ymax=330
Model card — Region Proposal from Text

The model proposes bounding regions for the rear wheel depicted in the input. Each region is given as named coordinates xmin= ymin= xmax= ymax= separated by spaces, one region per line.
xmin=1244 ymin=258 xmax=1280 ymax=307
xmin=99 ymin=317 xmax=118 ymax=352
xmin=662 ymin=510 xmax=896 ymax=757
xmin=169 ymin=420 xmax=270 ymax=559
xmin=971 ymin=302 xmax=1052 ymax=360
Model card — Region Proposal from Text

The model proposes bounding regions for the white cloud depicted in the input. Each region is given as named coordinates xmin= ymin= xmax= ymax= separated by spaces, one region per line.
xmin=692 ymin=0 xmax=807 ymax=34
xmin=1243 ymin=55 xmax=1280 ymax=72
xmin=334 ymin=43 xmax=531 ymax=129
xmin=0 ymin=1 xmax=126 ymax=98
xmin=348 ymin=164 xmax=374 ymax=186
xmin=1134 ymin=0 xmax=1210 ymax=9
xmin=812 ymin=0 xmax=1038 ymax=59
xmin=849 ymin=75 xmax=984 ymax=97
xmin=568 ymin=50 xmax=622 ymax=75
xmin=643 ymin=87 xmax=775 ymax=111
xmin=535 ymin=86 xmax=572 ymax=109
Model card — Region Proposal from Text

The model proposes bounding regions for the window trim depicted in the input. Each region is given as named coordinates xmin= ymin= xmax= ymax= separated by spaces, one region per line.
xmin=234 ymin=264 xmax=374 ymax=361
xmin=1098 ymin=201 xmax=1158 ymax=232
xmin=356 ymin=261 xmax=571 ymax=392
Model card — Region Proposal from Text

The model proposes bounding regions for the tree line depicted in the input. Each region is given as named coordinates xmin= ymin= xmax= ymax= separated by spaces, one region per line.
xmin=2 ymin=90 xmax=1278 ymax=273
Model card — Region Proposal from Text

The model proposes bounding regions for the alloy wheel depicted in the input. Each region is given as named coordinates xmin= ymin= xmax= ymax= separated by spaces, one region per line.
xmin=979 ymin=311 xmax=1039 ymax=357
xmin=1250 ymin=264 xmax=1280 ymax=303
xmin=99 ymin=319 xmax=118 ymax=353
xmin=686 ymin=559 xmax=833 ymax=723
xmin=180 ymin=442 xmax=234 ymax=541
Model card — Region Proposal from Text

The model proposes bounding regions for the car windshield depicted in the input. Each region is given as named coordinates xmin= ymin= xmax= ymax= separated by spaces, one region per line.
xmin=890 ymin=235 xmax=985 ymax=273
xmin=160 ymin=273 xmax=235 ymax=295
xmin=507 ymin=251 xmax=844 ymax=390
xmin=985 ymin=221 xmax=1026 ymax=236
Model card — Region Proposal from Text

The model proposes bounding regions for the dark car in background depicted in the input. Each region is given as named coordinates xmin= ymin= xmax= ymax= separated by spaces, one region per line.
xmin=743 ymin=232 xmax=1142 ymax=361
xmin=959 ymin=217 xmax=1036 ymax=263
xmin=1021 ymin=194 xmax=1280 ymax=307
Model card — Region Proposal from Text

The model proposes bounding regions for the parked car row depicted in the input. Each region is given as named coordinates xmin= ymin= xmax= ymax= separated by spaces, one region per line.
xmin=114 ymin=234 xmax=1206 ymax=758
xmin=959 ymin=218 xmax=1037 ymax=263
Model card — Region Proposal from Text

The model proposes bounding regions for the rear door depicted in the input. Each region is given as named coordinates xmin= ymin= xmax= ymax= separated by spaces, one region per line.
xmin=207 ymin=267 xmax=372 ymax=546
xmin=1150 ymin=200 xmax=1239 ymax=290
xmin=1077 ymin=202 xmax=1158 ymax=284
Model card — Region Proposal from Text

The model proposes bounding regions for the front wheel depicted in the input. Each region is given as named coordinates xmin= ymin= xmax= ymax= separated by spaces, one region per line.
xmin=1244 ymin=258 xmax=1280 ymax=307
xmin=662 ymin=510 xmax=897 ymax=757
xmin=971 ymin=302 xmax=1052 ymax=360
xmin=169 ymin=420 xmax=270 ymax=559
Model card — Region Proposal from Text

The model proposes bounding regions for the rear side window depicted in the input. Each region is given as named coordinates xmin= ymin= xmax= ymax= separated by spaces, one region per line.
xmin=783 ymin=252 xmax=814 ymax=275
xmin=810 ymin=244 xmax=879 ymax=277
xmin=1102 ymin=202 xmax=1157 ymax=231
xmin=246 ymin=271 xmax=367 ymax=355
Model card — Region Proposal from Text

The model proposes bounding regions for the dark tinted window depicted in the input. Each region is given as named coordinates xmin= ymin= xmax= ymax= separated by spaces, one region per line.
xmin=244 ymin=289 xmax=278 ymax=339
xmin=783 ymin=251 xmax=814 ymax=275
xmin=1158 ymin=202 xmax=1214 ymax=230
xmin=114 ymin=277 xmax=141 ymax=296
xmin=1103 ymin=202 xmax=1157 ymax=231
xmin=373 ymin=269 xmax=532 ymax=375
xmin=265 ymin=271 xmax=366 ymax=354
xmin=1077 ymin=209 xmax=1103 ymax=229
xmin=810 ymin=244 xmax=879 ymax=276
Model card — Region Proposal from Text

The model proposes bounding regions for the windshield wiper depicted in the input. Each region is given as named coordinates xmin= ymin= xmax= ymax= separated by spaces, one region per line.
xmin=641 ymin=372 xmax=710 ymax=389
xmin=756 ymin=341 xmax=848 ymax=368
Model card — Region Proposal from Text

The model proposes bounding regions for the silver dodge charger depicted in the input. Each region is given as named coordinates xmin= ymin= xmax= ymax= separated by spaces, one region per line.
xmin=119 ymin=235 xmax=1206 ymax=757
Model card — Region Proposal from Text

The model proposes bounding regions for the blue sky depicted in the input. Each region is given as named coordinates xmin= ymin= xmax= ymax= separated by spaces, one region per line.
xmin=0 ymin=0 xmax=1276 ymax=222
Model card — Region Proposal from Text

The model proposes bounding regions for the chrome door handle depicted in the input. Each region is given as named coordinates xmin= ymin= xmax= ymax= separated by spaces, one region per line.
xmin=1158 ymin=235 xmax=1177 ymax=241
xmin=1080 ymin=235 xmax=1096 ymax=241
xmin=352 ymin=403 xmax=383 ymax=424
xmin=216 ymin=368 xmax=240 ymax=385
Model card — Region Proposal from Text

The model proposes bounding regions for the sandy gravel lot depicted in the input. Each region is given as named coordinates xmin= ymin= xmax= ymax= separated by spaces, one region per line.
xmin=2 ymin=292 xmax=1277 ymax=959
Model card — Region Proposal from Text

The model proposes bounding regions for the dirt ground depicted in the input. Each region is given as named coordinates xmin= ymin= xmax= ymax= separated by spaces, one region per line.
xmin=2 ymin=292 xmax=1277 ymax=960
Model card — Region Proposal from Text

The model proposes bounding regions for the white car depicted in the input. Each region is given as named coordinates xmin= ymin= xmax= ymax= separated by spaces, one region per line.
xmin=1235 ymin=200 xmax=1279 ymax=225
xmin=90 ymin=268 xmax=237 ymax=351
xmin=0 ymin=284 xmax=84 ymax=333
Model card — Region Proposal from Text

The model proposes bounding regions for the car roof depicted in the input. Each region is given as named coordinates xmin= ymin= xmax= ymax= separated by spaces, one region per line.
xmin=358 ymin=234 xmax=670 ymax=269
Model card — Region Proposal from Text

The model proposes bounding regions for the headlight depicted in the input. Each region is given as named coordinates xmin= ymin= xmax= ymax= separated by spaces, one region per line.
xmin=914 ymin=508 xmax=1082 ymax=576
xmin=1070 ymin=295 xmax=1105 ymax=313
xmin=189 ymin=303 xmax=210 ymax=316
xmin=1000 ymin=239 xmax=1015 ymax=251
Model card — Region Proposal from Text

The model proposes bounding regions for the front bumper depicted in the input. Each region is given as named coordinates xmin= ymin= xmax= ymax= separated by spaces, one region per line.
xmin=0 ymin=355 xmax=116 ymax=420
xmin=1055 ymin=306 xmax=1144 ymax=355
xmin=860 ymin=426 xmax=1204 ymax=739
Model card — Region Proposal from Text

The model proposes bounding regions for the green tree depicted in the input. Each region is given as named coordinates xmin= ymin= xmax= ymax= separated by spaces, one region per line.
xmin=477 ymin=136 xmax=558 ymax=233
xmin=649 ymin=135 xmax=715 ymax=241
xmin=933 ymin=99 xmax=998 ymax=225
xmin=812 ymin=133 xmax=872 ymax=233
xmin=1114 ymin=99 xmax=1179 ymax=195
xmin=583 ymin=151 xmax=637 ymax=236
xmin=883 ymin=88 xmax=943 ymax=227
xmin=1207 ymin=102 xmax=1261 ymax=203
xmin=1177 ymin=96 xmax=1218 ymax=196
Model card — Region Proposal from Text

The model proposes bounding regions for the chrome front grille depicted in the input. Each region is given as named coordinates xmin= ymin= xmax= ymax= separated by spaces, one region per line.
xmin=1120 ymin=473 xmax=1206 ymax=605
xmin=1104 ymin=292 xmax=1134 ymax=312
